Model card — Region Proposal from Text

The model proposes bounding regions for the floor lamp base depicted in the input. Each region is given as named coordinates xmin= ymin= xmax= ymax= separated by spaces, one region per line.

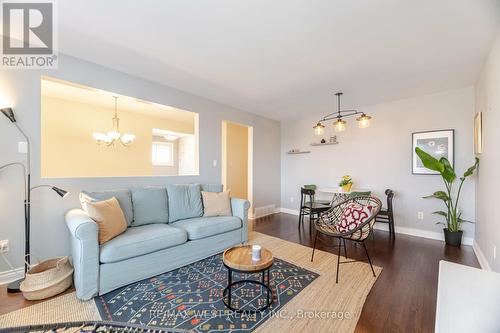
xmin=7 ymin=278 xmax=23 ymax=293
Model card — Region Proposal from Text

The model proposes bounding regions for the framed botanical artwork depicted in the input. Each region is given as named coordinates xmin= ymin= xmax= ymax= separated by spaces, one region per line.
xmin=412 ymin=129 xmax=454 ymax=175
xmin=474 ymin=112 xmax=483 ymax=155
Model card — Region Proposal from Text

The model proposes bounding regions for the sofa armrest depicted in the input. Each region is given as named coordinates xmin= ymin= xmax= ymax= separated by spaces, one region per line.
xmin=65 ymin=209 xmax=99 ymax=300
xmin=231 ymin=198 xmax=250 ymax=243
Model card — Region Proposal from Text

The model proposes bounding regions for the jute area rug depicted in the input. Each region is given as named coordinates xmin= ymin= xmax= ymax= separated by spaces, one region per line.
xmin=0 ymin=232 xmax=381 ymax=332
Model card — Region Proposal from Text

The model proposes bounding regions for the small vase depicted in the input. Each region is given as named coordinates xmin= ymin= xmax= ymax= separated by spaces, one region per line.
xmin=342 ymin=183 xmax=352 ymax=192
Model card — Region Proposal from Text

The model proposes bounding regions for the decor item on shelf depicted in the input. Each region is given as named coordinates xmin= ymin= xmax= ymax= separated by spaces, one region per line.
xmin=313 ymin=92 xmax=372 ymax=134
xmin=412 ymin=129 xmax=454 ymax=174
xmin=1 ymin=107 xmax=69 ymax=293
xmin=415 ymin=147 xmax=479 ymax=247
xmin=92 ymin=96 xmax=135 ymax=146
xmin=474 ymin=112 xmax=483 ymax=155
xmin=311 ymin=136 xmax=339 ymax=146
xmin=338 ymin=175 xmax=353 ymax=192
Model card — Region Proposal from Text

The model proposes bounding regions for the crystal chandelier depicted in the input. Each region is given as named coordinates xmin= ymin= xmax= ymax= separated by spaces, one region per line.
xmin=92 ymin=96 xmax=135 ymax=146
xmin=313 ymin=92 xmax=372 ymax=135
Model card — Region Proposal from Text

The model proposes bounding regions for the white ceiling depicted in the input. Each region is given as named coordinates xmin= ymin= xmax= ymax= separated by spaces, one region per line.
xmin=58 ymin=0 xmax=500 ymax=120
xmin=41 ymin=77 xmax=196 ymax=124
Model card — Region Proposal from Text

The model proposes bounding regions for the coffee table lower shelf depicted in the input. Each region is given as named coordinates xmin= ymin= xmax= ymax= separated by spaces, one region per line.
xmin=222 ymin=264 xmax=273 ymax=312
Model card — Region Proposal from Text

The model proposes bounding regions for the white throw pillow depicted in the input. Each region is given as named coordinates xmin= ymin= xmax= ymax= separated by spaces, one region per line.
xmin=202 ymin=191 xmax=232 ymax=217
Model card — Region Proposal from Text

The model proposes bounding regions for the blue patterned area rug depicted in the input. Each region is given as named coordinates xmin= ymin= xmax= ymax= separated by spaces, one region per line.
xmin=95 ymin=253 xmax=319 ymax=332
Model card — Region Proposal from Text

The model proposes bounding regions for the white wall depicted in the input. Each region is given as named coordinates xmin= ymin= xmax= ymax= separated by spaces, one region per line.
xmin=475 ymin=30 xmax=500 ymax=272
xmin=0 ymin=54 xmax=281 ymax=272
xmin=281 ymin=87 xmax=476 ymax=241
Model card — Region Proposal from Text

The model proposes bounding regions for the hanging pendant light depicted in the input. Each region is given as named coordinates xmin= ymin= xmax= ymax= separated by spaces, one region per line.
xmin=313 ymin=92 xmax=372 ymax=134
xmin=93 ymin=96 xmax=135 ymax=147
xmin=333 ymin=118 xmax=346 ymax=132
xmin=356 ymin=113 xmax=372 ymax=128
xmin=313 ymin=122 xmax=325 ymax=136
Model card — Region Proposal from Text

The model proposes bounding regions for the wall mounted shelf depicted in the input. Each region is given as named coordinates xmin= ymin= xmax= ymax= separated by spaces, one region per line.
xmin=286 ymin=150 xmax=311 ymax=154
xmin=310 ymin=142 xmax=339 ymax=146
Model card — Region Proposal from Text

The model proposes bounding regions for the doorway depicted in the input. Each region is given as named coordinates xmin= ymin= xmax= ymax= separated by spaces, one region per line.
xmin=221 ymin=121 xmax=253 ymax=217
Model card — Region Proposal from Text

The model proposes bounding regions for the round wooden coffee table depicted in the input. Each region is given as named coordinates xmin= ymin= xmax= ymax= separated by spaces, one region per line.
xmin=222 ymin=245 xmax=274 ymax=312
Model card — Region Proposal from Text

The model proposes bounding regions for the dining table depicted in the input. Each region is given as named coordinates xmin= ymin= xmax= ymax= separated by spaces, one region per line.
xmin=316 ymin=187 xmax=371 ymax=194
xmin=316 ymin=187 xmax=371 ymax=204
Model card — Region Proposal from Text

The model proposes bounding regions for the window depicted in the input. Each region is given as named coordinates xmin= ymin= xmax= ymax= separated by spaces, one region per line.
xmin=152 ymin=142 xmax=174 ymax=166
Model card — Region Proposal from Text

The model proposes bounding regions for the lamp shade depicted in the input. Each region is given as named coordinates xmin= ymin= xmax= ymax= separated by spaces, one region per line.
xmin=356 ymin=113 xmax=372 ymax=128
xmin=51 ymin=186 xmax=69 ymax=198
xmin=313 ymin=122 xmax=325 ymax=136
xmin=1 ymin=108 xmax=16 ymax=123
xmin=333 ymin=118 xmax=346 ymax=132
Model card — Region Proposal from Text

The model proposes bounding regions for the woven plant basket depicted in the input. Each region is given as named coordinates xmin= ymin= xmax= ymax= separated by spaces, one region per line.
xmin=20 ymin=256 xmax=74 ymax=301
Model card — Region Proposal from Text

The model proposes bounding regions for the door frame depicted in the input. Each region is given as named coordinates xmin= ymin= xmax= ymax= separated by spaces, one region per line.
xmin=221 ymin=120 xmax=253 ymax=218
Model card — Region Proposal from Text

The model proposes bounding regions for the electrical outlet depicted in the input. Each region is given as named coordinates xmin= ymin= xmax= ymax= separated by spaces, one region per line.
xmin=290 ymin=197 xmax=295 ymax=203
xmin=0 ymin=240 xmax=9 ymax=253
xmin=18 ymin=141 xmax=27 ymax=153
xmin=494 ymin=246 xmax=497 ymax=261
xmin=212 ymin=159 xmax=217 ymax=167
xmin=417 ymin=212 xmax=424 ymax=220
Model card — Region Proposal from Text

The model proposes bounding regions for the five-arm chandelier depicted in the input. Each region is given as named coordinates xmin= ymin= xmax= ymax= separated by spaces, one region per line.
xmin=313 ymin=92 xmax=372 ymax=135
xmin=92 ymin=96 xmax=135 ymax=146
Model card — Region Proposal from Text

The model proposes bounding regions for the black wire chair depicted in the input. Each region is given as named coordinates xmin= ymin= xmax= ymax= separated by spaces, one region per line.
xmin=310 ymin=196 xmax=382 ymax=283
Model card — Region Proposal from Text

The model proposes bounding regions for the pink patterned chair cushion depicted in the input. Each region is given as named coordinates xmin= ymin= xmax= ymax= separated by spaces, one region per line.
xmin=336 ymin=203 xmax=373 ymax=233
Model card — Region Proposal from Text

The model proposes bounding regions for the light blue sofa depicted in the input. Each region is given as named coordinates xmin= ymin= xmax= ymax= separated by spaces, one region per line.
xmin=65 ymin=184 xmax=250 ymax=300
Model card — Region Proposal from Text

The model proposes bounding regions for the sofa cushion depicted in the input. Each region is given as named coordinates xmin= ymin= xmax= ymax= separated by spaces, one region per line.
xmin=201 ymin=184 xmax=223 ymax=193
xmin=202 ymin=191 xmax=232 ymax=217
xmin=100 ymin=224 xmax=187 ymax=263
xmin=132 ymin=187 xmax=168 ymax=226
xmin=166 ymin=184 xmax=203 ymax=222
xmin=173 ymin=216 xmax=241 ymax=240
xmin=85 ymin=197 xmax=127 ymax=244
xmin=80 ymin=189 xmax=134 ymax=225
xmin=336 ymin=203 xmax=374 ymax=233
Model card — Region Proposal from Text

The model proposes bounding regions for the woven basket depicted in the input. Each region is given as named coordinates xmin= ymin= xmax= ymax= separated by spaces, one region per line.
xmin=20 ymin=256 xmax=74 ymax=301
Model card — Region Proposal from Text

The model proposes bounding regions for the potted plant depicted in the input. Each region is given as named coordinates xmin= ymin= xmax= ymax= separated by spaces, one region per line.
xmin=415 ymin=147 xmax=479 ymax=247
xmin=338 ymin=175 xmax=353 ymax=192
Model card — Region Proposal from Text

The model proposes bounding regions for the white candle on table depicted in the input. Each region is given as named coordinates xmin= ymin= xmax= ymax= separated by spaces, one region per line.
xmin=252 ymin=245 xmax=261 ymax=261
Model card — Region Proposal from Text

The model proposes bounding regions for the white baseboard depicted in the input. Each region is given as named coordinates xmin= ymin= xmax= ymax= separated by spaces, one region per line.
xmin=250 ymin=204 xmax=280 ymax=219
xmin=373 ymin=223 xmax=473 ymax=246
xmin=0 ymin=267 xmax=24 ymax=285
xmin=279 ymin=207 xmax=300 ymax=215
xmin=278 ymin=207 xmax=473 ymax=246
xmin=473 ymin=240 xmax=492 ymax=271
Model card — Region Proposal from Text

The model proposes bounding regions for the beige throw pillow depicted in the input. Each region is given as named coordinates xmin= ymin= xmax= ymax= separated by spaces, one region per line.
xmin=202 ymin=191 xmax=232 ymax=217
xmin=84 ymin=197 xmax=127 ymax=244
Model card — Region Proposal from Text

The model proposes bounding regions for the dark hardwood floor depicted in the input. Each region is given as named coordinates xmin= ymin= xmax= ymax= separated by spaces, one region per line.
xmin=0 ymin=213 xmax=479 ymax=332
xmin=252 ymin=213 xmax=480 ymax=333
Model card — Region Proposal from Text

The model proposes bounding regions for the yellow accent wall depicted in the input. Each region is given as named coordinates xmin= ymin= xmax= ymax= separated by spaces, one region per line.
xmin=224 ymin=122 xmax=249 ymax=199
xmin=41 ymin=96 xmax=195 ymax=178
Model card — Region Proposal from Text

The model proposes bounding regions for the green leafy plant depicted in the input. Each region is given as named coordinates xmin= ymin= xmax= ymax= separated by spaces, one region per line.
xmin=415 ymin=147 xmax=479 ymax=232
xmin=338 ymin=175 xmax=353 ymax=187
